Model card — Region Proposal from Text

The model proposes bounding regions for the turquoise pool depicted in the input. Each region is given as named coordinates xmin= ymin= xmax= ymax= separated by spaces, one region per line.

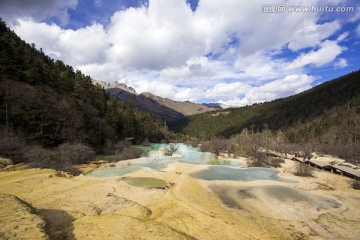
xmin=124 ymin=143 xmax=241 ymax=168
xmin=85 ymin=166 xmax=140 ymax=177
xmin=190 ymin=166 xmax=296 ymax=182
xmin=87 ymin=143 xmax=242 ymax=177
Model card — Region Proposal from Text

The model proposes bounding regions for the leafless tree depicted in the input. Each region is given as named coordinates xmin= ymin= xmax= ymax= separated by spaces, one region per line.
xmin=293 ymin=162 xmax=314 ymax=177
xmin=57 ymin=142 xmax=95 ymax=165
xmin=165 ymin=143 xmax=179 ymax=156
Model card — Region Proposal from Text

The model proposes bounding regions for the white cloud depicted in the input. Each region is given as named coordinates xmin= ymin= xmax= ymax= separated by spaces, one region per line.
xmin=12 ymin=19 xmax=63 ymax=58
xmin=349 ymin=6 xmax=360 ymax=22
xmin=0 ymin=0 xmax=77 ymax=25
xmin=233 ymin=53 xmax=286 ymax=82
xmin=106 ymin=0 xmax=204 ymax=70
xmin=206 ymin=82 xmax=251 ymax=100
xmin=13 ymin=19 xmax=108 ymax=66
xmin=336 ymin=32 xmax=349 ymax=42
xmin=356 ymin=23 xmax=360 ymax=37
xmin=6 ymin=0 xmax=351 ymax=105
xmin=218 ymin=74 xmax=315 ymax=106
xmin=285 ymin=41 xmax=343 ymax=70
xmin=288 ymin=21 xmax=340 ymax=51
xmin=58 ymin=24 xmax=108 ymax=65
xmin=334 ymin=58 xmax=348 ymax=68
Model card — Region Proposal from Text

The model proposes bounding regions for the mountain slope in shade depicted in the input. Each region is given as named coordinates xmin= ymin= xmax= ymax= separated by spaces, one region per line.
xmin=141 ymin=92 xmax=215 ymax=116
xmin=94 ymin=80 xmax=217 ymax=122
xmin=170 ymin=70 xmax=360 ymax=140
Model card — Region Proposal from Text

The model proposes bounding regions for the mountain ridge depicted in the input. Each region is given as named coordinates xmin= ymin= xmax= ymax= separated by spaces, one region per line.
xmin=170 ymin=70 xmax=360 ymax=142
xmin=93 ymin=79 xmax=218 ymax=122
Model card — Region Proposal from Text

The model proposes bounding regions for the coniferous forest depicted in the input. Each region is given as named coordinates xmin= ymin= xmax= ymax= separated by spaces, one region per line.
xmin=1 ymin=17 xmax=360 ymax=167
xmin=171 ymin=70 xmax=360 ymax=162
xmin=0 ymin=19 xmax=170 ymax=166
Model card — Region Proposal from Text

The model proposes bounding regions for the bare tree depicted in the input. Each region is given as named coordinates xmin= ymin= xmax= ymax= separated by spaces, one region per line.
xmin=0 ymin=127 xmax=26 ymax=163
xmin=25 ymin=146 xmax=57 ymax=168
xmin=165 ymin=144 xmax=179 ymax=156
xmin=200 ymin=138 xmax=228 ymax=156
xmin=57 ymin=142 xmax=95 ymax=165
xmin=293 ymin=162 xmax=314 ymax=177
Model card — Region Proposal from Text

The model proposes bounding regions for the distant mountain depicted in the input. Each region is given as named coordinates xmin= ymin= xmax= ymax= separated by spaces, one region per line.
xmin=202 ymin=103 xmax=223 ymax=110
xmin=93 ymin=80 xmax=137 ymax=95
xmin=94 ymin=80 xmax=217 ymax=122
xmin=202 ymin=103 xmax=233 ymax=110
xmin=141 ymin=92 xmax=215 ymax=116
xmin=170 ymin=70 xmax=360 ymax=142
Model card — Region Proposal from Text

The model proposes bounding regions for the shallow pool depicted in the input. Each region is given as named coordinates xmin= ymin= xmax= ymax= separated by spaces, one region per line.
xmin=126 ymin=160 xmax=171 ymax=170
xmin=88 ymin=143 xmax=242 ymax=177
xmin=179 ymin=158 xmax=241 ymax=166
xmin=123 ymin=177 xmax=168 ymax=189
xmin=115 ymin=143 xmax=241 ymax=170
xmin=190 ymin=166 xmax=296 ymax=182
xmin=85 ymin=166 xmax=140 ymax=177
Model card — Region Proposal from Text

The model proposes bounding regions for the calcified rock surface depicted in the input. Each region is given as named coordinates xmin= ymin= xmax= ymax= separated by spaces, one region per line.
xmin=0 ymin=159 xmax=360 ymax=240
xmin=0 ymin=194 xmax=49 ymax=240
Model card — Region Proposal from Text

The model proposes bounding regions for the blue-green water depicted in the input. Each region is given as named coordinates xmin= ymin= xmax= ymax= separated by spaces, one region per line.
xmin=86 ymin=166 xmax=140 ymax=177
xmin=126 ymin=143 xmax=241 ymax=168
xmin=127 ymin=161 xmax=171 ymax=170
xmin=190 ymin=167 xmax=296 ymax=182
xmin=86 ymin=143 xmax=241 ymax=177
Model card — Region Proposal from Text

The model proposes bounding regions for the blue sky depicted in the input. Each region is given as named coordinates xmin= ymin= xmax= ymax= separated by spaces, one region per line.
xmin=0 ymin=0 xmax=359 ymax=106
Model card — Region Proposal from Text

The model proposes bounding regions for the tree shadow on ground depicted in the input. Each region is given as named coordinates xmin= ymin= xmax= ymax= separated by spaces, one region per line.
xmin=36 ymin=208 xmax=76 ymax=240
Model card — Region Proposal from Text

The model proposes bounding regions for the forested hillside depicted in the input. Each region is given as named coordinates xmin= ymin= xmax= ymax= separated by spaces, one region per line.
xmin=0 ymin=19 xmax=168 ymax=152
xmin=171 ymin=70 xmax=360 ymax=143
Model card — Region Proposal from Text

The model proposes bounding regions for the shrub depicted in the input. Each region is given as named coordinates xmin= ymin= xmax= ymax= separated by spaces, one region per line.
xmin=57 ymin=142 xmax=95 ymax=165
xmin=25 ymin=146 xmax=58 ymax=169
xmin=249 ymin=152 xmax=268 ymax=167
xmin=142 ymin=138 xmax=150 ymax=146
xmin=293 ymin=162 xmax=314 ymax=177
xmin=351 ymin=181 xmax=360 ymax=190
xmin=267 ymin=157 xmax=285 ymax=168
xmin=200 ymin=138 xmax=228 ymax=156
xmin=164 ymin=144 xmax=179 ymax=156
xmin=118 ymin=146 xmax=143 ymax=160
xmin=0 ymin=128 xmax=26 ymax=163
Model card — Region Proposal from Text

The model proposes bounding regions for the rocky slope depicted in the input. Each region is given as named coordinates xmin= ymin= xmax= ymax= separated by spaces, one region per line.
xmin=141 ymin=92 xmax=214 ymax=116
xmin=93 ymin=80 xmax=217 ymax=122
xmin=92 ymin=80 xmax=137 ymax=95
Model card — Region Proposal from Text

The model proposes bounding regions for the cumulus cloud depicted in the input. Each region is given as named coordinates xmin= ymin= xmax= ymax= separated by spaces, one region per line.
xmin=285 ymin=41 xmax=343 ymax=70
xmin=334 ymin=58 xmax=348 ymax=68
xmin=288 ymin=21 xmax=341 ymax=51
xmin=218 ymin=74 xmax=315 ymax=106
xmin=106 ymin=0 xmax=204 ymax=70
xmin=57 ymin=24 xmax=108 ymax=65
xmin=0 ymin=0 xmax=77 ymax=25
xmin=5 ymin=0 xmax=353 ymax=105
xmin=12 ymin=19 xmax=63 ymax=58
xmin=206 ymin=82 xmax=251 ymax=100
xmin=13 ymin=19 xmax=108 ymax=66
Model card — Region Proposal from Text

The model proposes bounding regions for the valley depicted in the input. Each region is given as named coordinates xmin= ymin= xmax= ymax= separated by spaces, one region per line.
xmin=1 ymin=4 xmax=360 ymax=240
